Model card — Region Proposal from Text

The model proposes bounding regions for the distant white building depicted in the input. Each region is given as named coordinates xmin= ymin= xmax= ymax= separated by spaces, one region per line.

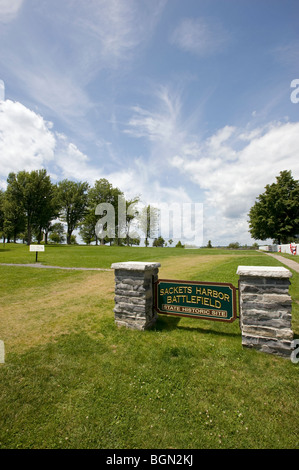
xmin=259 ymin=243 xmax=298 ymax=255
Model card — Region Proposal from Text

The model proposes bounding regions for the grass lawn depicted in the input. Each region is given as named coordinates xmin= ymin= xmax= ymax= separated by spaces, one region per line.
xmin=0 ymin=244 xmax=298 ymax=449
xmin=279 ymin=253 xmax=299 ymax=264
xmin=0 ymin=242 xmax=263 ymax=268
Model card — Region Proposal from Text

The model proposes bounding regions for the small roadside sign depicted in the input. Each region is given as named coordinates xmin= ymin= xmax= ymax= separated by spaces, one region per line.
xmin=29 ymin=244 xmax=45 ymax=262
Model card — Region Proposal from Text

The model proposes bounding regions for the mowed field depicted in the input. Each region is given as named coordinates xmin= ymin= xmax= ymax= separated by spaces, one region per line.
xmin=0 ymin=244 xmax=298 ymax=449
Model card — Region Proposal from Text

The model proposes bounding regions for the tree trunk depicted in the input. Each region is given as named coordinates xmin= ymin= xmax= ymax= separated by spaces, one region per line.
xmin=27 ymin=219 xmax=32 ymax=245
xmin=37 ymin=228 xmax=43 ymax=244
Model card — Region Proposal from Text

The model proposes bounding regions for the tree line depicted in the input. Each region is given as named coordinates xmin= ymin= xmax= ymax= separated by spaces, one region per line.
xmin=0 ymin=169 xmax=155 ymax=246
xmin=2 ymin=169 xmax=297 ymax=247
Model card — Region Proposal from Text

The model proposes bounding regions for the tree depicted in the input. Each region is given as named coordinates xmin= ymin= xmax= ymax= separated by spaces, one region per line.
xmin=79 ymin=218 xmax=95 ymax=245
xmin=5 ymin=170 xmax=55 ymax=245
xmin=81 ymin=178 xmax=123 ymax=245
xmin=153 ymin=236 xmax=165 ymax=247
xmin=248 ymin=171 xmax=299 ymax=244
xmin=48 ymin=222 xmax=65 ymax=244
xmin=128 ymin=237 xmax=140 ymax=246
xmin=138 ymin=204 xmax=159 ymax=247
xmin=175 ymin=240 xmax=185 ymax=248
xmin=124 ymin=197 xmax=140 ymax=247
xmin=207 ymin=240 xmax=212 ymax=248
xmin=70 ymin=234 xmax=77 ymax=245
xmin=228 ymin=242 xmax=240 ymax=249
xmin=2 ymin=190 xmax=25 ymax=243
xmin=0 ymin=190 xmax=5 ymax=241
xmin=57 ymin=180 xmax=89 ymax=244
xmin=33 ymin=183 xmax=59 ymax=244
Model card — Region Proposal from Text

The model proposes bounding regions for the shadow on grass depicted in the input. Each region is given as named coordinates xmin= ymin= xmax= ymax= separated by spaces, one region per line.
xmin=176 ymin=324 xmax=240 ymax=338
xmin=155 ymin=314 xmax=240 ymax=338
xmin=154 ymin=315 xmax=181 ymax=331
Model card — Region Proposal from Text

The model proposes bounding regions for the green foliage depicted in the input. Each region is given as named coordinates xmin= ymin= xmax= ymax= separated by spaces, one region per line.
xmin=138 ymin=204 xmax=159 ymax=247
xmin=123 ymin=197 xmax=140 ymax=247
xmin=5 ymin=169 xmax=56 ymax=244
xmin=48 ymin=222 xmax=65 ymax=244
xmin=0 ymin=171 xmax=151 ymax=248
xmin=0 ymin=189 xmax=5 ymax=233
xmin=81 ymin=178 xmax=123 ymax=245
xmin=153 ymin=236 xmax=165 ymax=247
xmin=175 ymin=240 xmax=185 ymax=248
xmin=248 ymin=170 xmax=299 ymax=244
xmin=79 ymin=218 xmax=95 ymax=245
xmin=70 ymin=234 xmax=77 ymax=244
xmin=228 ymin=242 xmax=240 ymax=249
xmin=57 ymin=179 xmax=89 ymax=244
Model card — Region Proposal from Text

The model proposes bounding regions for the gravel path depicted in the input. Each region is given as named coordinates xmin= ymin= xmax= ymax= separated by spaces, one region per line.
xmin=264 ymin=253 xmax=299 ymax=273
xmin=0 ymin=263 xmax=112 ymax=271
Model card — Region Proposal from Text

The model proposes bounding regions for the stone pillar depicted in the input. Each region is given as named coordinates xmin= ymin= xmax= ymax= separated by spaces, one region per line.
xmin=237 ymin=266 xmax=294 ymax=359
xmin=111 ymin=262 xmax=161 ymax=330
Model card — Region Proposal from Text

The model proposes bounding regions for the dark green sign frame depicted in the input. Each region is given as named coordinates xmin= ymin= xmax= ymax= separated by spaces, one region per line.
xmin=154 ymin=279 xmax=237 ymax=323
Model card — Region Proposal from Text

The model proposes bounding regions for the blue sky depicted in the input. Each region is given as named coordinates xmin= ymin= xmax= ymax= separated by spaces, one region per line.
xmin=1 ymin=0 xmax=299 ymax=245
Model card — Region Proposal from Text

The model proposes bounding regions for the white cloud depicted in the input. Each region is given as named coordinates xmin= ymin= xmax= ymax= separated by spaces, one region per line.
xmin=170 ymin=17 xmax=230 ymax=56
xmin=53 ymin=133 xmax=102 ymax=183
xmin=0 ymin=99 xmax=102 ymax=187
xmin=28 ymin=0 xmax=167 ymax=82
xmin=71 ymin=0 xmax=167 ymax=67
xmin=171 ymin=121 xmax=299 ymax=244
xmin=0 ymin=100 xmax=56 ymax=179
xmin=0 ymin=0 xmax=23 ymax=23
xmin=124 ymin=85 xmax=186 ymax=161
xmin=0 ymin=96 xmax=190 ymax=204
xmin=106 ymin=163 xmax=191 ymax=205
xmin=124 ymin=86 xmax=299 ymax=244
xmin=0 ymin=0 xmax=167 ymax=136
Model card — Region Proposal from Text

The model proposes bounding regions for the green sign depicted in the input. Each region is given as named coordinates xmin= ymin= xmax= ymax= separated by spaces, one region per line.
xmin=155 ymin=279 xmax=237 ymax=323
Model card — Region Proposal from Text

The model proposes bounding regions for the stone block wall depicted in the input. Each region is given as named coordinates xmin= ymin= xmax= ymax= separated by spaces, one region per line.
xmin=111 ymin=262 xmax=161 ymax=330
xmin=237 ymin=266 xmax=294 ymax=358
xmin=110 ymin=262 xmax=295 ymax=359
